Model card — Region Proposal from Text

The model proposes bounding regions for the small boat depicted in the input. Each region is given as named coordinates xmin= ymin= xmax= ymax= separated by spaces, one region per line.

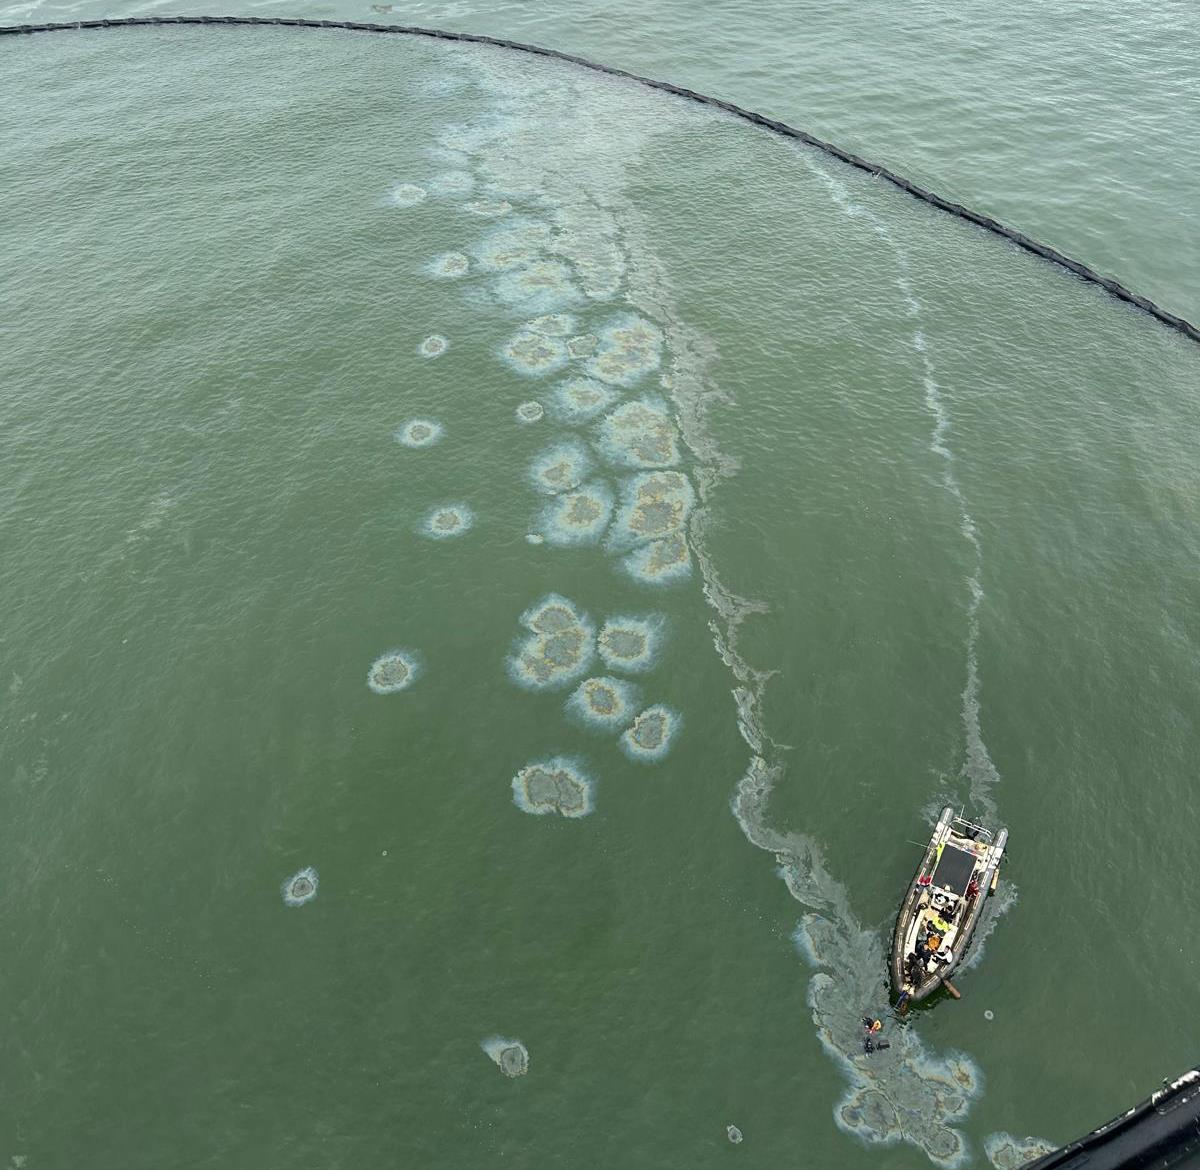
xmin=890 ymin=806 xmax=1007 ymax=1006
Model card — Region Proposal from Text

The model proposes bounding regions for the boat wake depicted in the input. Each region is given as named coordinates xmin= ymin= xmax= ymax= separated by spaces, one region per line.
xmin=806 ymin=161 xmax=1001 ymax=822
xmin=677 ymin=161 xmax=1017 ymax=1165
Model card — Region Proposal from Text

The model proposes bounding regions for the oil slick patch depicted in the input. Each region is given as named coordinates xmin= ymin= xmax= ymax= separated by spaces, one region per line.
xmin=511 ymin=757 xmax=594 ymax=817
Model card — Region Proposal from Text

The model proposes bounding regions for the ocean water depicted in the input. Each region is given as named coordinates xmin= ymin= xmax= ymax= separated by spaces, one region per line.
xmin=1 ymin=9 xmax=1198 ymax=1170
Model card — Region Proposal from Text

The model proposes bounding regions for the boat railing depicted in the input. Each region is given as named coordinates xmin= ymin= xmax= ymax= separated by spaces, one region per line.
xmin=952 ymin=811 xmax=995 ymax=844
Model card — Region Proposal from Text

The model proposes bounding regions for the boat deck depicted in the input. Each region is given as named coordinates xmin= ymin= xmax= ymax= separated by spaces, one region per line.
xmin=891 ymin=810 xmax=1007 ymax=1002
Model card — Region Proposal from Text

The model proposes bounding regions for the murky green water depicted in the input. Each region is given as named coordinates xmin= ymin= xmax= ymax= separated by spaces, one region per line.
xmin=2 ymin=15 xmax=1198 ymax=1170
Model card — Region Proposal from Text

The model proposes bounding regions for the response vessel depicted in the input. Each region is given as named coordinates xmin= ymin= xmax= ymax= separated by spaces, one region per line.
xmin=890 ymin=806 xmax=1007 ymax=1005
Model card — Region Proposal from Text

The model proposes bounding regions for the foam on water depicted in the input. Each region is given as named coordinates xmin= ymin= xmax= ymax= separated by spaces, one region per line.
xmin=536 ymin=479 xmax=614 ymax=546
xmin=367 ymin=648 xmax=423 ymax=694
xmin=481 ymin=1035 xmax=530 ymax=1076
xmin=511 ymin=756 xmax=594 ymax=817
xmin=420 ymin=503 xmax=474 ymax=540
xmin=395 ymin=418 xmax=444 ymax=448
xmin=281 ymin=866 xmax=319 ymax=907
xmin=619 ymin=703 xmax=681 ymax=762
xmin=597 ymin=613 xmax=667 ymax=673
xmin=565 ymin=676 xmax=640 ymax=732
xmin=528 ymin=439 xmax=593 ymax=495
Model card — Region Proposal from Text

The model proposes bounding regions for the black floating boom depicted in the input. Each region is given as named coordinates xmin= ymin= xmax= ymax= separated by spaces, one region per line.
xmin=2 ymin=15 xmax=1198 ymax=347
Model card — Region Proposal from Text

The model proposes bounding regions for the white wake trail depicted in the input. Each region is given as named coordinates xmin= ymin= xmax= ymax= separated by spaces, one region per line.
xmin=806 ymin=162 xmax=1000 ymax=820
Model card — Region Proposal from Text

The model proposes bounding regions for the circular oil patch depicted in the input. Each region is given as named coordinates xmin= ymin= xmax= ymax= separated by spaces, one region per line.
xmin=395 ymin=418 xmax=444 ymax=448
xmin=367 ymin=649 xmax=422 ymax=694
xmin=481 ymin=1036 xmax=530 ymax=1077
xmin=619 ymin=704 xmax=681 ymax=762
xmin=281 ymin=866 xmax=319 ymax=907
xmin=420 ymin=503 xmax=474 ymax=540
xmin=511 ymin=756 xmax=594 ymax=817
xmin=418 ymin=334 xmax=449 ymax=358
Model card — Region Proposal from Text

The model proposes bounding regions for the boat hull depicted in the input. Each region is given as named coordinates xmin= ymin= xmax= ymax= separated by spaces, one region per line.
xmin=890 ymin=808 xmax=1007 ymax=1004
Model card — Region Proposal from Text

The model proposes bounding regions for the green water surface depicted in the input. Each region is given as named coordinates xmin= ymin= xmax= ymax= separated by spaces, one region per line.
xmin=2 ymin=23 xmax=1198 ymax=1170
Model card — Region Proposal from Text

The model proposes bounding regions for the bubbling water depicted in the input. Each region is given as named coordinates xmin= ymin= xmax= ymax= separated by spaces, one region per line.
xmin=394 ymin=418 xmax=444 ymax=449
xmin=281 ymin=866 xmax=319 ymax=907
xmin=565 ymin=676 xmax=640 ymax=732
xmin=420 ymin=503 xmax=474 ymax=540
xmin=367 ymin=649 xmax=422 ymax=695
xmin=511 ymin=756 xmax=594 ymax=817
xmin=619 ymin=704 xmax=681 ymax=762
xmin=481 ymin=1036 xmax=530 ymax=1077
xmin=536 ymin=479 xmax=614 ymax=546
